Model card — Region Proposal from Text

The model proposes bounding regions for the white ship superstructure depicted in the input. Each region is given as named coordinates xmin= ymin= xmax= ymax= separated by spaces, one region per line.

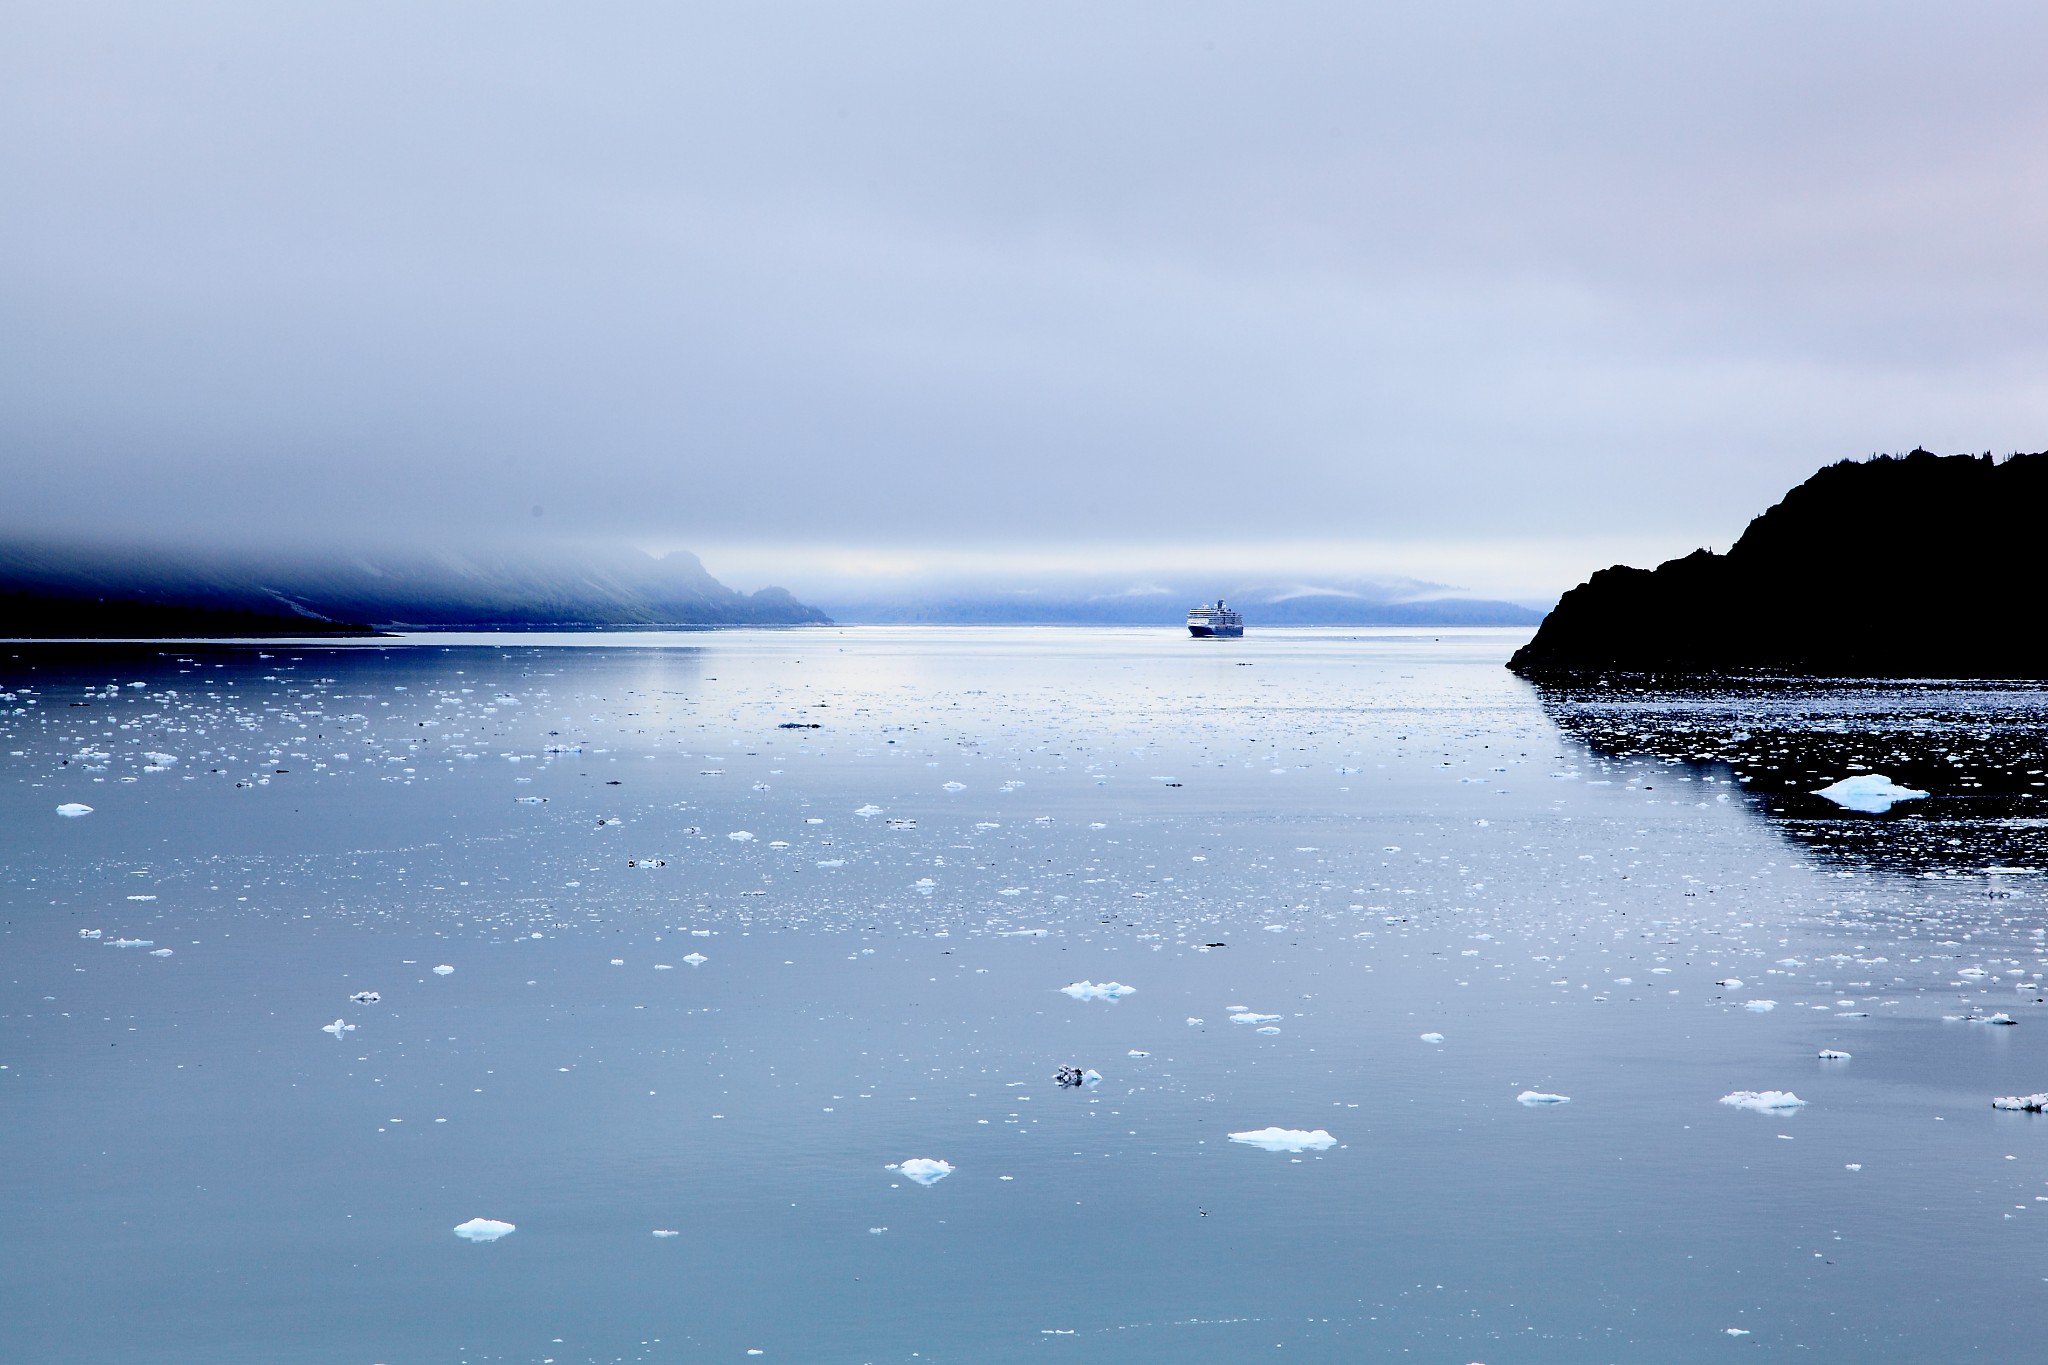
xmin=1186 ymin=600 xmax=1244 ymax=638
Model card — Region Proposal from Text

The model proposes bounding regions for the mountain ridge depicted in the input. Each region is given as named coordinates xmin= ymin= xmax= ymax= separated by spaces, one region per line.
xmin=1509 ymin=448 xmax=2048 ymax=678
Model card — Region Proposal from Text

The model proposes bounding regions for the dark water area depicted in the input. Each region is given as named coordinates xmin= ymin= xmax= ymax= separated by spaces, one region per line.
xmin=4 ymin=628 xmax=2048 ymax=1363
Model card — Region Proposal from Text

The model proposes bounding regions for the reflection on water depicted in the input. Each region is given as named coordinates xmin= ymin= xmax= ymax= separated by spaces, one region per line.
xmin=7 ymin=630 xmax=2048 ymax=1364
xmin=1535 ymin=678 xmax=2048 ymax=875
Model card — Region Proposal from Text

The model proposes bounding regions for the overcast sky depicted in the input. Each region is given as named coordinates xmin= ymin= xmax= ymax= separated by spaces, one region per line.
xmin=5 ymin=3 xmax=2045 ymax=600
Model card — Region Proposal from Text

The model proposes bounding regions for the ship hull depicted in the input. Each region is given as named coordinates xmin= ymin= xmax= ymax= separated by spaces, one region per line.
xmin=1188 ymin=624 xmax=1243 ymax=638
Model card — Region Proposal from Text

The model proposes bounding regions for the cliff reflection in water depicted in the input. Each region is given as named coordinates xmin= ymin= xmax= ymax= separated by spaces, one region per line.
xmin=1536 ymin=678 xmax=2048 ymax=876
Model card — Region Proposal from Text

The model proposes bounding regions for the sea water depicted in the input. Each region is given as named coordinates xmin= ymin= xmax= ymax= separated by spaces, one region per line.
xmin=4 ymin=626 xmax=2047 ymax=1362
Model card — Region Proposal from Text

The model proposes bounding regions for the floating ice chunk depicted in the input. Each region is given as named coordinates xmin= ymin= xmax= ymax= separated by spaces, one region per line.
xmin=142 ymin=752 xmax=176 ymax=767
xmin=629 ymin=857 xmax=666 ymax=868
xmin=728 ymin=831 xmax=755 ymax=842
xmin=1228 ymin=1127 xmax=1337 ymax=1153
xmin=855 ymin=804 xmax=883 ymax=817
xmin=1814 ymin=774 xmax=1927 ymax=814
xmin=1420 ymin=1033 xmax=1445 ymax=1044
xmin=79 ymin=928 xmax=102 ymax=939
xmin=1817 ymin=1049 xmax=1851 ymax=1060
xmin=322 ymin=1019 xmax=355 ymax=1036
xmin=107 ymin=938 xmax=153 ymax=948
xmin=1744 ymin=1000 xmax=1776 ymax=1012
xmin=1060 ymin=980 xmax=1135 ymax=1001
xmin=1127 ymin=1049 xmax=1149 ymax=1058
xmin=350 ymin=991 xmax=381 ymax=1004
xmin=432 ymin=965 xmax=455 ymax=976
xmin=942 ymin=781 xmax=966 ymax=792
xmin=1725 ymin=1328 xmax=1751 ymax=1337
xmin=815 ymin=857 xmax=846 ymax=868
xmin=652 ymin=1228 xmax=679 ymax=1237
xmin=55 ymin=803 xmax=93 ymax=817
xmin=682 ymin=953 xmax=708 ymax=966
xmin=1256 ymin=1025 xmax=1282 ymax=1035
xmin=1716 ymin=978 xmax=1745 ymax=989
xmin=1229 ymin=1011 xmax=1281 ymax=1024
xmin=1993 ymin=1094 xmax=2048 ymax=1112
xmin=610 ymin=958 xmax=625 ymax=966
xmin=890 ymin=1158 xmax=954 ymax=1185
xmin=149 ymin=948 xmax=173 ymax=957
xmin=453 ymin=1217 xmax=515 ymax=1242
xmin=1720 ymin=1090 xmax=1806 ymax=1112
xmin=1186 ymin=1017 xmax=1203 ymax=1025
xmin=514 ymin=796 xmax=547 ymax=804
xmin=1517 ymin=1091 xmax=1570 ymax=1106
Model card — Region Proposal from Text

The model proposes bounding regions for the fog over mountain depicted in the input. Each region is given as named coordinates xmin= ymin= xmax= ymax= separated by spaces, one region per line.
xmin=6 ymin=5 xmax=2047 ymax=599
xmin=0 ymin=540 xmax=826 ymax=636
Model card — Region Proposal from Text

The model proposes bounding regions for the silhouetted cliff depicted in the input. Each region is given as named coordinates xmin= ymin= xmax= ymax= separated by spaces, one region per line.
xmin=0 ymin=543 xmax=830 ymax=637
xmin=1509 ymin=448 xmax=2048 ymax=678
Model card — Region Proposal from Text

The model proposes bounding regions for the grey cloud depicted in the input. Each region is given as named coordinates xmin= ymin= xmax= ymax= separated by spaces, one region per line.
xmin=4 ymin=2 xmax=2045 ymax=570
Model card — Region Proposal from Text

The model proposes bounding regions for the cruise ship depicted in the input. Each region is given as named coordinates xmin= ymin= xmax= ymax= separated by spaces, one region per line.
xmin=1186 ymin=599 xmax=1244 ymax=638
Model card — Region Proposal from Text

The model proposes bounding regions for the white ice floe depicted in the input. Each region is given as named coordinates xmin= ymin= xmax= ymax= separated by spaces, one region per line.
xmin=1744 ymin=1000 xmax=1777 ymax=1012
xmin=55 ymin=803 xmax=93 ymax=817
xmin=1060 ymin=981 xmax=1135 ymax=1001
xmin=854 ymin=804 xmax=883 ymax=816
xmin=1186 ymin=1017 xmax=1204 ymax=1026
xmin=432 ymin=964 xmax=455 ymax=976
xmin=1720 ymin=1090 xmax=1806 ymax=1112
xmin=1517 ymin=1091 xmax=1570 ymax=1106
xmin=79 ymin=928 xmax=101 ymax=939
xmin=453 ymin=1217 xmax=515 ymax=1242
xmin=1814 ymin=773 xmax=1928 ymax=814
xmin=942 ymin=781 xmax=966 ymax=792
xmin=350 ymin=991 xmax=381 ymax=1004
xmin=1256 ymin=1026 xmax=1283 ymax=1035
xmin=1420 ymin=1032 xmax=1445 ymax=1044
xmin=1229 ymin=1011 xmax=1281 ymax=1024
xmin=1228 ymin=1127 xmax=1337 ymax=1153
xmin=1127 ymin=1049 xmax=1149 ymax=1058
xmin=322 ymin=1019 xmax=355 ymax=1036
xmin=1716 ymin=978 xmax=1745 ymax=989
xmin=1817 ymin=1049 xmax=1851 ymax=1060
xmin=149 ymin=948 xmax=172 ymax=957
xmin=1992 ymin=1094 xmax=2048 ymax=1112
xmin=514 ymin=796 xmax=547 ymax=804
xmin=652 ymin=1228 xmax=679 ymax=1237
xmin=728 ymin=830 xmax=755 ymax=842
xmin=628 ymin=858 xmax=666 ymax=868
xmin=682 ymin=952 xmax=708 ymax=966
xmin=890 ymin=1158 xmax=954 ymax=1185
xmin=107 ymin=938 xmax=153 ymax=948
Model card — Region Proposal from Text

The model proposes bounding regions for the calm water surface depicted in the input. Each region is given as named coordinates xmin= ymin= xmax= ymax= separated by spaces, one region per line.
xmin=5 ymin=627 xmax=2047 ymax=1363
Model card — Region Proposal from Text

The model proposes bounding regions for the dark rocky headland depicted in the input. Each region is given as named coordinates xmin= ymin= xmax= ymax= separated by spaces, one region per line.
xmin=1509 ymin=448 xmax=2048 ymax=679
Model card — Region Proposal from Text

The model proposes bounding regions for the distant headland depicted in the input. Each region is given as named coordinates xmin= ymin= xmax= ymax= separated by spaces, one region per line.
xmin=1509 ymin=448 xmax=2048 ymax=679
xmin=0 ymin=542 xmax=830 ymax=638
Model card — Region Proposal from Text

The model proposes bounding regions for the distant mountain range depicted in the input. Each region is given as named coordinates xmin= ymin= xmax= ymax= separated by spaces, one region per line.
xmin=0 ymin=542 xmax=830 ymax=637
xmin=816 ymin=588 xmax=1543 ymax=627
xmin=1510 ymin=447 xmax=2048 ymax=678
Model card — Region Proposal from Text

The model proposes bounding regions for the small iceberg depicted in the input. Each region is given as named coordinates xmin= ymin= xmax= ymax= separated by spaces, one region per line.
xmin=56 ymin=803 xmax=93 ymax=817
xmin=322 ymin=1019 xmax=355 ymax=1036
xmin=432 ymin=964 xmax=455 ymax=976
xmin=1228 ymin=1127 xmax=1337 ymax=1153
xmin=728 ymin=831 xmax=755 ymax=842
xmin=1517 ymin=1091 xmax=1570 ymax=1106
xmin=942 ymin=781 xmax=966 ymax=792
xmin=652 ymin=1228 xmax=680 ymax=1237
xmin=1420 ymin=1032 xmax=1445 ymax=1044
xmin=1229 ymin=1011 xmax=1281 ymax=1024
xmin=78 ymin=928 xmax=101 ymax=939
xmin=1060 ymin=981 xmax=1135 ymax=1001
xmin=890 ymin=1158 xmax=954 ymax=1185
xmin=349 ymin=991 xmax=381 ymax=1005
xmin=682 ymin=952 xmax=708 ymax=966
xmin=855 ymin=804 xmax=883 ymax=817
xmin=1992 ymin=1094 xmax=2048 ymax=1112
xmin=1814 ymin=774 xmax=1927 ymax=814
xmin=1720 ymin=1090 xmax=1806 ymax=1112
xmin=1744 ymin=999 xmax=1776 ymax=1012
xmin=1817 ymin=1049 xmax=1851 ymax=1060
xmin=453 ymin=1217 xmax=515 ymax=1242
